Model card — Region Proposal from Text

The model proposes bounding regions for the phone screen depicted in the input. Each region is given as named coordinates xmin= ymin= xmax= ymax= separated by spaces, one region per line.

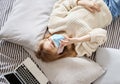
xmin=4 ymin=73 xmax=22 ymax=84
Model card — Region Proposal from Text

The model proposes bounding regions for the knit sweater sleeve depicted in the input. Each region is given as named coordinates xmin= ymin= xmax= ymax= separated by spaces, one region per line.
xmin=75 ymin=28 xmax=107 ymax=57
xmin=89 ymin=28 xmax=107 ymax=45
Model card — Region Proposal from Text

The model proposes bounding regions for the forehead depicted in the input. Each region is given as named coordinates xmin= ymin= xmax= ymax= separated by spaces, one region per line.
xmin=43 ymin=39 xmax=50 ymax=49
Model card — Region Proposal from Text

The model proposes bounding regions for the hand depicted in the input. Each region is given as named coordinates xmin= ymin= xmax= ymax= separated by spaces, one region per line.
xmin=59 ymin=34 xmax=71 ymax=46
xmin=60 ymin=39 xmax=71 ymax=46
xmin=60 ymin=35 xmax=73 ymax=47
xmin=77 ymin=0 xmax=101 ymax=13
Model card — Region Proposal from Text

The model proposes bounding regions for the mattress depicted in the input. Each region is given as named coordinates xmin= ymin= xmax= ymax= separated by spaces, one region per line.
xmin=0 ymin=0 xmax=120 ymax=84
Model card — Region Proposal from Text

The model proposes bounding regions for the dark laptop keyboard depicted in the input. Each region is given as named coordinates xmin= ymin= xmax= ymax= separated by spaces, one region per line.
xmin=16 ymin=64 xmax=40 ymax=84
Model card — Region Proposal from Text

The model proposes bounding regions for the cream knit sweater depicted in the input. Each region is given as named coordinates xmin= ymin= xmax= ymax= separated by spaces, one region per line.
xmin=48 ymin=0 xmax=112 ymax=57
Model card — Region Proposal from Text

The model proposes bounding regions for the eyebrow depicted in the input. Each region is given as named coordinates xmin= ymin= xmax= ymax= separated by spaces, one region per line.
xmin=48 ymin=38 xmax=55 ymax=47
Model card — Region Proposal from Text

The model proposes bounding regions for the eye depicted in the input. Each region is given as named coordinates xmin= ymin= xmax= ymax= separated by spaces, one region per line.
xmin=48 ymin=38 xmax=55 ymax=47
xmin=51 ymin=40 xmax=55 ymax=47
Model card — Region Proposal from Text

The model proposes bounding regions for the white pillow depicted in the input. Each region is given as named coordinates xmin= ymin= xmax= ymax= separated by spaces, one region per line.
xmin=94 ymin=48 xmax=120 ymax=84
xmin=0 ymin=0 xmax=57 ymax=51
xmin=24 ymin=47 xmax=105 ymax=84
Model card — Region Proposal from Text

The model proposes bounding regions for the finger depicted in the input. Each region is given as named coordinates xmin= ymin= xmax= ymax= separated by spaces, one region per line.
xmin=61 ymin=39 xmax=66 ymax=42
xmin=60 ymin=40 xmax=65 ymax=44
xmin=61 ymin=39 xmax=69 ymax=42
xmin=91 ymin=3 xmax=101 ymax=12
xmin=61 ymin=40 xmax=70 ymax=45
xmin=95 ymin=4 xmax=101 ymax=12
xmin=60 ymin=40 xmax=67 ymax=45
xmin=85 ymin=6 xmax=95 ymax=13
xmin=59 ymin=44 xmax=65 ymax=49
xmin=60 ymin=41 xmax=67 ymax=46
xmin=63 ymin=34 xmax=69 ymax=39
xmin=60 ymin=41 xmax=64 ymax=46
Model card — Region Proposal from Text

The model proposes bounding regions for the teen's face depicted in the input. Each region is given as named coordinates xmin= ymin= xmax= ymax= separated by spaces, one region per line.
xmin=43 ymin=38 xmax=57 ymax=53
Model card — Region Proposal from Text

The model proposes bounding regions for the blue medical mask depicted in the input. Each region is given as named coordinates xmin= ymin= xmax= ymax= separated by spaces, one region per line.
xmin=50 ymin=34 xmax=65 ymax=48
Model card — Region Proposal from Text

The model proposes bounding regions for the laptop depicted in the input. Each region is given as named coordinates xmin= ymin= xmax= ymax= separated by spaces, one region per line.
xmin=3 ymin=57 xmax=51 ymax=84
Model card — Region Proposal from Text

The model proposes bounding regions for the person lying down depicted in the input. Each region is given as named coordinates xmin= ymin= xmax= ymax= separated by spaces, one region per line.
xmin=35 ymin=0 xmax=120 ymax=62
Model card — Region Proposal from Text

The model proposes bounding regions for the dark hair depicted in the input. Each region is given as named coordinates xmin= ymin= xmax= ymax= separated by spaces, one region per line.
xmin=35 ymin=39 xmax=77 ymax=62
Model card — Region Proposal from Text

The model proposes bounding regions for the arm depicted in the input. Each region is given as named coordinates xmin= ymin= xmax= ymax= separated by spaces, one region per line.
xmin=48 ymin=0 xmax=80 ymax=34
xmin=69 ymin=34 xmax=90 ymax=43
xmin=78 ymin=0 xmax=101 ymax=13
xmin=48 ymin=0 xmax=100 ymax=25
xmin=61 ymin=34 xmax=91 ymax=46
xmin=61 ymin=28 xmax=107 ymax=46
xmin=49 ymin=0 xmax=79 ymax=17
xmin=61 ymin=28 xmax=107 ymax=57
